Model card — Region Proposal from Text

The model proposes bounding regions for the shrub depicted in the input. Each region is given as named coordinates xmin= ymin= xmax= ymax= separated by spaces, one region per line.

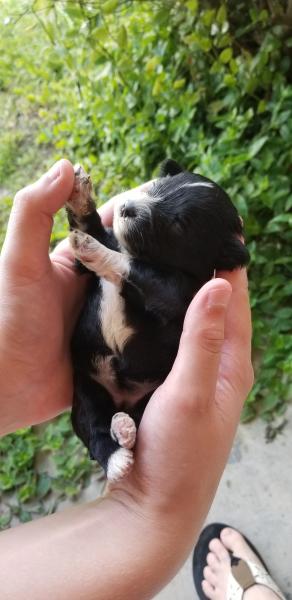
xmin=0 ymin=0 xmax=291 ymax=519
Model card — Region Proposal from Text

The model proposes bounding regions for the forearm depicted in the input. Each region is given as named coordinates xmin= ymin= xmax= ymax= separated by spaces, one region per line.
xmin=0 ymin=494 xmax=195 ymax=600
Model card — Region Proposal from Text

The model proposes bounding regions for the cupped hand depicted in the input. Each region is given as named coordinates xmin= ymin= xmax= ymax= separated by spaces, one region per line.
xmin=109 ymin=268 xmax=253 ymax=571
xmin=98 ymin=183 xmax=254 ymax=562
xmin=0 ymin=160 xmax=88 ymax=434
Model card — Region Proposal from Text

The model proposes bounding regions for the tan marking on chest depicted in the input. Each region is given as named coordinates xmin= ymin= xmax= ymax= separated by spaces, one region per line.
xmin=91 ymin=356 xmax=157 ymax=409
xmin=100 ymin=279 xmax=134 ymax=353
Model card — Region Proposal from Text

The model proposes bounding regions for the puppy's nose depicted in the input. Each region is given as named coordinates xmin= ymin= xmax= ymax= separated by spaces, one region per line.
xmin=120 ymin=201 xmax=137 ymax=218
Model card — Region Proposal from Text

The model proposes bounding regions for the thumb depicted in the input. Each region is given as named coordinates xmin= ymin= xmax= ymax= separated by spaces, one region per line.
xmin=163 ymin=278 xmax=232 ymax=412
xmin=1 ymin=159 xmax=74 ymax=277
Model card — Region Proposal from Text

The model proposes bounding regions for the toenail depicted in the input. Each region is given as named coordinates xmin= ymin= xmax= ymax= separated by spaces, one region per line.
xmin=222 ymin=527 xmax=232 ymax=537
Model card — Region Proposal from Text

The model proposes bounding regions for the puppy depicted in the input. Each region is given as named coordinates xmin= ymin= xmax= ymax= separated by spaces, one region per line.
xmin=66 ymin=159 xmax=249 ymax=482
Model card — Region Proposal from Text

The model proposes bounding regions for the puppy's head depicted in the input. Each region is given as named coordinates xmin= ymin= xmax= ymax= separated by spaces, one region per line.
xmin=113 ymin=160 xmax=249 ymax=281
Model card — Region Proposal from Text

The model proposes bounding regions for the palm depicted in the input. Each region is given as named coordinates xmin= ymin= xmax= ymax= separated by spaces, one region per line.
xmin=0 ymin=243 xmax=87 ymax=431
xmin=115 ymin=268 xmax=252 ymax=507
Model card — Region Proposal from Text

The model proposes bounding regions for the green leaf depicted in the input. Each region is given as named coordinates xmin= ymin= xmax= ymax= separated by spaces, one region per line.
xmin=19 ymin=509 xmax=32 ymax=524
xmin=0 ymin=510 xmax=12 ymax=530
xmin=241 ymin=403 xmax=256 ymax=423
xmin=145 ymin=56 xmax=160 ymax=74
xmin=184 ymin=33 xmax=212 ymax=51
xmin=152 ymin=78 xmax=162 ymax=96
xmin=94 ymin=27 xmax=108 ymax=44
xmin=103 ymin=0 xmax=119 ymax=14
xmin=37 ymin=473 xmax=52 ymax=499
xmin=249 ymin=136 xmax=268 ymax=158
xmin=117 ymin=26 xmax=127 ymax=48
xmin=186 ymin=0 xmax=198 ymax=14
xmin=202 ymin=9 xmax=215 ymax=27
xmin=266 ymin=214 xmax=292 ymax=232
xmin=173 ymin=78 xmax=186 ymax=90
xmin=217 ymin=5 xmax=227 ymax=25
xmin=219 ymin=48 xmax=232 ymax=63
xmin=260 ymin=394 xmax=281 ymax=414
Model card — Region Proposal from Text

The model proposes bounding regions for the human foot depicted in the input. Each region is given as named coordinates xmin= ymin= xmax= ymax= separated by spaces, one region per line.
xmin=193 ymin=523 xmax=285 ymax=600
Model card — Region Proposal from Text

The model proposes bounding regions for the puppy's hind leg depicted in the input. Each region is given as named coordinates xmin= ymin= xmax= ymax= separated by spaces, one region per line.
xmin=110 ymin=412 xmax=137 ymax=449
xmin=72 ymin=377 xmax=134 ymax=483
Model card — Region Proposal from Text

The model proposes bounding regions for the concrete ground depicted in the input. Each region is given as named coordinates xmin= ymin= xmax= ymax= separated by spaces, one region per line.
xmin=155 ymin=406 xmax=292 ymax=600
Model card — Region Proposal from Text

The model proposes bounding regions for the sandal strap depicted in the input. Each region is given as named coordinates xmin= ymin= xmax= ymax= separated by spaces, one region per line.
xmin=227 ymin=558 xmax=286 ymax=600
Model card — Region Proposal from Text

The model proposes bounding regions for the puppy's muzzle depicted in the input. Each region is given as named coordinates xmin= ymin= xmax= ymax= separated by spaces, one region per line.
xmin=120 ymin=201 xmax=137 ymax=218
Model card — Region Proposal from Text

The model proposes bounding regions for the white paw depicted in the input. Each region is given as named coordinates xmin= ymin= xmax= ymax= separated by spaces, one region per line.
xmin=107 ymin=448 xmax=134 ymax=482
xmin=110 ymin=412 xmax=137 ymax=449
xmin=69 ymin=230 xmax=97 ymax=262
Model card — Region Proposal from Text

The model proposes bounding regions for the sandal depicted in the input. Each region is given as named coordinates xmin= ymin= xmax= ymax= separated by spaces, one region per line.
xmin=192 ymin=522 xmax=286 ymax=600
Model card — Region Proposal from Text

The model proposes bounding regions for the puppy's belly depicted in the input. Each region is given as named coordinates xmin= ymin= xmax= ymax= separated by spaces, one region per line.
xmin=91 ymin=356 xmax=157 ymax=409
xmin=100 ymin=278 xmax=134 ymax=353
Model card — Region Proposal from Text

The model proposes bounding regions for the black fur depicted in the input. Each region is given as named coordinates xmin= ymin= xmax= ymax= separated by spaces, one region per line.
xmin=68 ymin=160 xmax=249 ymax=478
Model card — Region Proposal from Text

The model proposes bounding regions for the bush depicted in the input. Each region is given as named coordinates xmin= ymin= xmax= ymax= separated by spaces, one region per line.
xmin=0 ymin=0 xmax=291 ymax=519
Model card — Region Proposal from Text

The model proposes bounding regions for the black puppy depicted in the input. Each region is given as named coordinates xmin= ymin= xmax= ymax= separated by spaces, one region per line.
xmin=66 ymin=160 xmax=249 ymax=482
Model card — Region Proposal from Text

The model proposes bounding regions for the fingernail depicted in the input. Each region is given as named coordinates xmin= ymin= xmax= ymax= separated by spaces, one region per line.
xmin=46 ymin=161 xmax=61 ymax=183
xmin=207 ymin=286 xmax=232 ymax=308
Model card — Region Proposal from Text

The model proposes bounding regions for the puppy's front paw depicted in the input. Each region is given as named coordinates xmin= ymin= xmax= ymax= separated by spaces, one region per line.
xmin=110 ymin=412 xmax=137 ymax=449
xmin=66 ymin=164 xmax=95 ymax=217
xmin=69 ymin=230 xmax=96 ymax=264
xmin=107 ymin=448 xmax=134 ymax=483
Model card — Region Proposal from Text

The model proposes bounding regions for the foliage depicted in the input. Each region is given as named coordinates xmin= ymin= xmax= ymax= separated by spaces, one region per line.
xmin=0 ymin=0 xmax=291 ymax=522
xmin=0 ymin=414 xmax=101 ymax=529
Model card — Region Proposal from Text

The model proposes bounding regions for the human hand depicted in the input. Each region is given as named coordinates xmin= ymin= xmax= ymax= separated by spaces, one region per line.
xmin=107 ymin=267 xmax=253 ymax=581
xmin=89 ymin=187 xmax=253 ymax=584
xmin=0 ymin=160 xmax=89 ymax=434
xmin=0 ymin=179 xmax=253 ymax=599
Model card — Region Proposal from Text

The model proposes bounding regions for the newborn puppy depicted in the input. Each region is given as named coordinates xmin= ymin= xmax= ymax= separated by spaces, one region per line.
xmin=66 ymin=159 xmax=249 ymax=482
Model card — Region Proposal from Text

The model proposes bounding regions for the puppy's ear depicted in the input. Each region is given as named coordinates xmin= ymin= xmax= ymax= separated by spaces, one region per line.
xmin=215 ymin=237 xmax=250 ymax=271
xmin=159 ymin=159 xmax=184 ymax=177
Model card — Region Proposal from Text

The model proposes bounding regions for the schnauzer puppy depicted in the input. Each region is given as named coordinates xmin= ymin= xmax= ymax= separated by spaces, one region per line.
xmin=66 ymin=159 xmax=249 ymax=482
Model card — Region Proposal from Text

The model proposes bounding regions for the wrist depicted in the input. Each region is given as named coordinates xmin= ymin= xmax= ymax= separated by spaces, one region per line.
xmin=103 ymin=492 xmax=190 ymax=598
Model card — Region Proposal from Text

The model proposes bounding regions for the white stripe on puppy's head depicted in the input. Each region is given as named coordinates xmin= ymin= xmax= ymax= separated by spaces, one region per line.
xmin=112 ymin=180 xmax=157 ymax=249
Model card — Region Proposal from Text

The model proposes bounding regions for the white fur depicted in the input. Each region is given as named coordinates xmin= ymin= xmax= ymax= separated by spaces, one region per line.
xmin=107 ymin=447 xmax=134 ymax=482
xmin=112 ymin=181 xmax=156 ymax=247
xmin=100 ymin=280 xmax=134 ymax=353
xmin=70 ymin=231 xmax=130 ymax=285
xmin=183 ymin=182 xmax=213 ymax=188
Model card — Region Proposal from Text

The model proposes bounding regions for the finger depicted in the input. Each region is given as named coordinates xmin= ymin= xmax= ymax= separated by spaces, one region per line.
xmin=50 ymin=238 xmax=76 ymax=267
xmin=217 ymin=268 xmax=252 ymax=358
xmin=162 ymin=278 xmax=232 ymax=413
xmin=98 ymin=198 xmax=114 ymax=226
xmin=1 ymin=159 xmax=74 ymax=277
xmin=217 ymin=268 xmax=253 ymax=399
xmin=50 ymin=238 xmax=90 ymax=332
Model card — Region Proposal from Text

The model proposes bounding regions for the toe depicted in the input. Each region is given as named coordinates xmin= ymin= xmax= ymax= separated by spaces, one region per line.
xmin=209 ymin=538 xmax=230 ymax=563
xmin=220 ymin=528 xmax=261 ymax=566
xmin=202 ymin=579 xmax=215 ymax=599
xmin=203 ymin=566 xmax=217 ymax=587
xmin=220 ymin=527 xmax=243 ymax=551
xmin=207 ymin=551 xmax=220 ymax=569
